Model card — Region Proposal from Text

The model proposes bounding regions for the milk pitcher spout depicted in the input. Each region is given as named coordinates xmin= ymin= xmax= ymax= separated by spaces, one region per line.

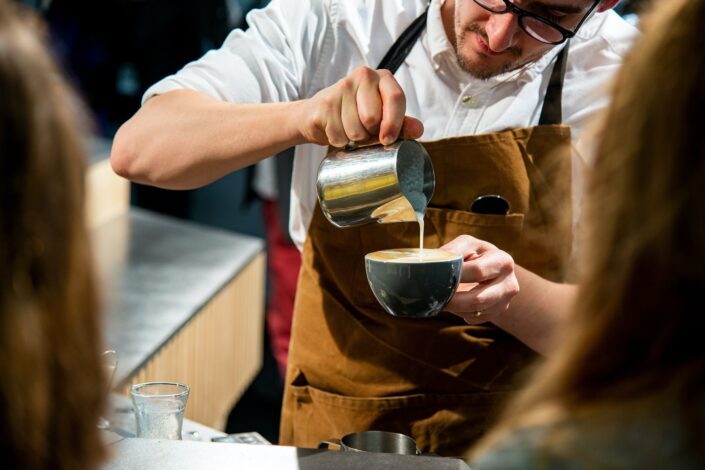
xmin=316 ymin=140 xmax=435 ymax=228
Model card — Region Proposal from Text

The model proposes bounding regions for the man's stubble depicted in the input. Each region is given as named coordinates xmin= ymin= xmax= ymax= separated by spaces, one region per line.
xmin=454 ymin=22 xmax=549 ymax=80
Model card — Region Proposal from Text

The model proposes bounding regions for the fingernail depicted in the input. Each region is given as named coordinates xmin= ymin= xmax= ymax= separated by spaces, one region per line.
xmin=381 ymin=136 xmax=393 ymax=145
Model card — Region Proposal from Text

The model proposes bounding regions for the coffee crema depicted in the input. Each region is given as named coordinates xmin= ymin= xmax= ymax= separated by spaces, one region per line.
xmin=366 ymin=248 xmax=461 ymax=263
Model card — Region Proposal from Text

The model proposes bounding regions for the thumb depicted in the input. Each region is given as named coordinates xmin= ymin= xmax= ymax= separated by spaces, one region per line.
xmin=401 ymin=116 xmax=424 ymax=140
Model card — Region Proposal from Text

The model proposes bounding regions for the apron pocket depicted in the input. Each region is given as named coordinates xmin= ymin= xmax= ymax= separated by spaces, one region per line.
xmin=353 ymin=207 xmax=525 ymax=308
xmin=287 ymin=370 xmax=513 ymax=455
xmin=423 ymin=207 xmax=525 ymax=248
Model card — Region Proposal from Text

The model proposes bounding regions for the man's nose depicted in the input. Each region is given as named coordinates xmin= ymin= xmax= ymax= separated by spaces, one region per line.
xmin=485 ymin=12 xmax=521 ymax=52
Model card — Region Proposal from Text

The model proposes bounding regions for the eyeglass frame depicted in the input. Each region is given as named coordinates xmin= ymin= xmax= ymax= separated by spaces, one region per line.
xmin=472 ymin=0 xmax=602 ymax=45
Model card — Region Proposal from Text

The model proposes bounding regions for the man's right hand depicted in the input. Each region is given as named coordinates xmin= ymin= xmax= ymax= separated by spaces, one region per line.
xmin=296 ymin=66 xmax=424 ymax=148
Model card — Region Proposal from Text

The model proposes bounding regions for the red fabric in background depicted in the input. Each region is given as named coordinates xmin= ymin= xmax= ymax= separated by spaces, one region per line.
xmin=263 ymin=200 xmax=301 ymax=378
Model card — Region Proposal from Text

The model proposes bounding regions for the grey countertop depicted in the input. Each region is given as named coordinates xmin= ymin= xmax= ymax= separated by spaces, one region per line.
xmin=92 ymin=208 xmax=264 ymax=387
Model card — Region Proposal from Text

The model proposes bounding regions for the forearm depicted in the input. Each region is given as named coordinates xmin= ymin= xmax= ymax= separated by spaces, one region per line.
xmin=491 ymin=265 xmax=577 ymax=355
xmin=111 ymin=89 xmax=306 ymax=189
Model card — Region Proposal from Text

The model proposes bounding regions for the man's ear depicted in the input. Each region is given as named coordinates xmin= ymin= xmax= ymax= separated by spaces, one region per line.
xmin=598 ymin=0 xmax=621 ymax=12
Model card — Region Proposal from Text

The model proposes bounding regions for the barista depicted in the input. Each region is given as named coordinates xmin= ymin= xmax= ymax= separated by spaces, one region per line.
xmin=111 ymin=0 xmax=637 ymax=455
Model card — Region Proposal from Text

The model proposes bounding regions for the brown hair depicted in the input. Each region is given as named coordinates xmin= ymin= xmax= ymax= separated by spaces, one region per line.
xmin=471 ymin=0 xmax=705 ymax=463
xmin=0 ymin=3 xmax=106 ymax=469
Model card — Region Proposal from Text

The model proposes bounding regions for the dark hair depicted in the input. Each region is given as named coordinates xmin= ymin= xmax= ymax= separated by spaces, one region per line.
xmin=471 ymin=0 xmax=705 ymax=464
xmin=0 ymin=3 xmax=107 ymax=469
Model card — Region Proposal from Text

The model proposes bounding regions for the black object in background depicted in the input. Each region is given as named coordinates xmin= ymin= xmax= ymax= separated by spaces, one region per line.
xmin=225 ymin=326 xmax=283 ymax=444
xmin=40 ymin=0 xmax=231 ymax=218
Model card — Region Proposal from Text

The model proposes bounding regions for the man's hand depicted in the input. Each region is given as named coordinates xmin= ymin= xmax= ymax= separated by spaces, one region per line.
xmin=441 ymin=235 xmax=520 ymax=325
xmin=297 ymin=66 xmax=424 ymax=147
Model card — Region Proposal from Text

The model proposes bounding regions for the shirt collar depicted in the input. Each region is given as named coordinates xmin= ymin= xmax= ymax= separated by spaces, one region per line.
xmin=426 ymin=0 xmax=454 ymax=66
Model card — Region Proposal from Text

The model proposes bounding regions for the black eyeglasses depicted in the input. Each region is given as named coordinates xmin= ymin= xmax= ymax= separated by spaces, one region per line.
xmin=472 ymin=0 xmax=601 ymax=45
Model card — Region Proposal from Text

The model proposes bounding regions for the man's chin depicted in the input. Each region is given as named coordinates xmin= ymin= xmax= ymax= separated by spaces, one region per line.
xmin=456 ymin=55 xmax=517 ymax=80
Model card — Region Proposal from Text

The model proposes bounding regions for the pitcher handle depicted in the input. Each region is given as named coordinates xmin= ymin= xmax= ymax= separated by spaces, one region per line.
xmin=317 ymin=438 xmax=342 ymax=450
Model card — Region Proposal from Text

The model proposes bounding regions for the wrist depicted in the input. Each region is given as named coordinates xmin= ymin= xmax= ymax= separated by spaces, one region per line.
xmin=288 ymin=99 xmax=314 ymax=146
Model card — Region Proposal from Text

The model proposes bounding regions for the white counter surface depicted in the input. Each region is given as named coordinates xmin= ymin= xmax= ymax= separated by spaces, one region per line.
xmin=101 ymin=395 xmax=470 ymax=470
xmin=103 ymin=438 xmax=470 ymax=470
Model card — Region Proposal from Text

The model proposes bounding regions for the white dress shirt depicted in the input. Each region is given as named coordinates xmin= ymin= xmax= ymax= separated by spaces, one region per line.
xmin=144 ymin=0 xmax=638 ymax=251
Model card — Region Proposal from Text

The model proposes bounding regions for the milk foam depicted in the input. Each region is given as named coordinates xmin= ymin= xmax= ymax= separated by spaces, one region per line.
xmin=366 ymin=248 xmax=460 ymax=263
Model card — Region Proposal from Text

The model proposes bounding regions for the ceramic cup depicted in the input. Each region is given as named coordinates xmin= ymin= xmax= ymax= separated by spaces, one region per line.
xmin=365 ymin=248 xmax=463 ymax=318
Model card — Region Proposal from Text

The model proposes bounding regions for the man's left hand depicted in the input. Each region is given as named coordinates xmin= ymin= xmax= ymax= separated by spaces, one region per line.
xmin=441 ymin=235 xmax=520 ymax=325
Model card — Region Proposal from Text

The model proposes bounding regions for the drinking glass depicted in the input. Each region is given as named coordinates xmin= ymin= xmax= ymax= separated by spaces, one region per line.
xmin=97 ymin=350 xmax=119 ymax=430
xmin=130 ymin=382 xmax=190 ymax=440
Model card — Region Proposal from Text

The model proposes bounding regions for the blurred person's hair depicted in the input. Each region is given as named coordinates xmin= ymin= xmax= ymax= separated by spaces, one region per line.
xmin=469 ymin=0 xmax=705 ymax=464
xmin=0 ymin=2 xmax=106 ymax=469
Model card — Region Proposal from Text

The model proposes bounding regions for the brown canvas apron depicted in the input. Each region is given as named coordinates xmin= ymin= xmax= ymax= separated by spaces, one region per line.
xmin=280 ymin=9 xmax=573 ymax=456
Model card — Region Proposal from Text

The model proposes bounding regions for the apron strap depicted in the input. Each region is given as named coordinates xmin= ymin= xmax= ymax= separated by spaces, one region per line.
xmin=538 ymin=42 xmax=570 ymax=125
xmin=376 ymin=2 xmax=431 ymax=73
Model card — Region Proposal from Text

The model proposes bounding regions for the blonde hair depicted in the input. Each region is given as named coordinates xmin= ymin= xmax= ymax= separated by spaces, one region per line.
xmin=471 ymin=0 xmax=705 ymax=463
xmin=0 ymin=3 xmax=106 ymax=469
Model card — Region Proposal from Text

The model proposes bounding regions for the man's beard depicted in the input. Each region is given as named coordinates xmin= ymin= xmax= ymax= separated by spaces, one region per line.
xmin=455 ymin=23 xmax=536 ymax=80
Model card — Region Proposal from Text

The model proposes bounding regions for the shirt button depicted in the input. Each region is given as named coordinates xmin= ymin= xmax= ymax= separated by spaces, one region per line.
xmin=461 ymin=95 xmax=474 ymax=106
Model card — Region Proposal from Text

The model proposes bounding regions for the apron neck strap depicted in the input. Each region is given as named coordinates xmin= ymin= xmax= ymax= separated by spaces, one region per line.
xmin=538 ymin=42 xmax=570 ymax=126
xmin=376 ymin=3 xmax=431 ymax=73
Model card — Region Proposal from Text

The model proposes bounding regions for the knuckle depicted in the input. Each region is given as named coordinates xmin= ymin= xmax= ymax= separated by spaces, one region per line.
xmin=387 ymin=88 xmax=405 ymax=104
xmin=348 ymin=129 xmax=370 ymax=142
xmin=510 ymin=285 xmax=520 ymax=299
xmin=377 ymin=68 xmax=394 ymax=79
xmin=465 ymin=263 xmax=485 ymax=280
xmin=509 ymin=277 xmax=520 ymax=296
xmin=339 ymin=77 xmax=354 ymax=93
xmin=325 ymin=128 xmax=346 ymax=147
xmin=359 ymin=111 xmax=380 ymax=130
xmin=329 ymin=137 xmax=347 ymax=148
xmin=501 ymin=255 xmax=516 ymax=274
xmin=353 ymin=66 xmax=375 ymax=81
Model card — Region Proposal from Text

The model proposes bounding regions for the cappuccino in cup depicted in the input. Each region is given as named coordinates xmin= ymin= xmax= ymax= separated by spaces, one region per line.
xmin=365 ymin=248 xmax=460 ymax=263
xmin=365 ymin=248 xmax=462 ymax=318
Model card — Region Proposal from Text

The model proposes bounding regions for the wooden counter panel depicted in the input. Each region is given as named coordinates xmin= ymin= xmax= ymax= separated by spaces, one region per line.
xmin=86 ymin=158 xmax=130 ymax=229
xmin=120 ymin=252 xmax=266 ymax=430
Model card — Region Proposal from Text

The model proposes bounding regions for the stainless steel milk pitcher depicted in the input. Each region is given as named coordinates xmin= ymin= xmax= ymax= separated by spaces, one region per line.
xmin=316 ymin=140 xmax=435 ymax=228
